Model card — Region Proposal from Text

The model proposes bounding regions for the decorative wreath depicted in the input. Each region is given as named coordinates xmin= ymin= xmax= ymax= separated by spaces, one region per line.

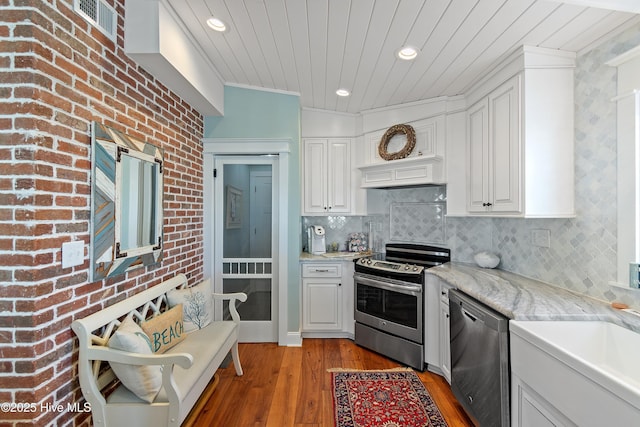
xmin=378 ymin=124 xmax=416 ymax=161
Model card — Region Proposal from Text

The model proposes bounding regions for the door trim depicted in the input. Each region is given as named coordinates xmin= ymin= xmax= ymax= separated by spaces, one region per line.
xmin=203 ymin=138 xmax=297 ymax=346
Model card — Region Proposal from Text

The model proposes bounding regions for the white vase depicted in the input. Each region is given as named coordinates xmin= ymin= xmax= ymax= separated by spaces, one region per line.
xmin=474 ymin=251 xmax=500 ymax=269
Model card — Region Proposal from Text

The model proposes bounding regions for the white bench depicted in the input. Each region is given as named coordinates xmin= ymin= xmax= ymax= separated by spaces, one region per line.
xmin=71 ymin=274 xmax=246 ymax=427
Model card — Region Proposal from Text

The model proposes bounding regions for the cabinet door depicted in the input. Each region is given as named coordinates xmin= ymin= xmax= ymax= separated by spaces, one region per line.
xmin=327 ymin=139 xmax=351 ymax=213
xmin=341 ymin=261 xmax=355 ymax=336
xmin=302 ymin=279 xmax=342 ymax=331
xmin=439 ymin=301 xmax=451 ymax=384
xmin=512 ymin=376 xmax=570 ymax=427
xmin=467 ymin=99 xmax=490 ymax=212
xmin=303 ymin=140 xmax=328 ymax=213
xmin=489 ymin=76 xmax=521 ymax=212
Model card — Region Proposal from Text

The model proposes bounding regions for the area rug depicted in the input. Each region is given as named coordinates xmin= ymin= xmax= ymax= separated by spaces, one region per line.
xmin=330 ymin=369 xmax=448 ymax=427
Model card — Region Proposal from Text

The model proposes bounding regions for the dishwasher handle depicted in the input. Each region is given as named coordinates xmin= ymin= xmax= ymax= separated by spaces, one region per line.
xmin=449 ymin=289 xmax=509 ymax=332
xmin=462 ymin=308 xmax=478 ymax=322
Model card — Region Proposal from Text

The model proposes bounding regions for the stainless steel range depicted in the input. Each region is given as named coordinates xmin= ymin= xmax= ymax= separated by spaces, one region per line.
xmin=353 ymin=243 xmax=450 ymax=370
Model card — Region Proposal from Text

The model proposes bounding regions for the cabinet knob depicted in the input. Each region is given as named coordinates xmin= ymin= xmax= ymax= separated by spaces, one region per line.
xmin=338 ymin=283 xmax=341 ymax=286
xmin=482 ymin=202 xmax=493 ymax=207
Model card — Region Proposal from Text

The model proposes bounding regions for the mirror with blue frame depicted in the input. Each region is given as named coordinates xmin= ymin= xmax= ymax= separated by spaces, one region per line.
xmin=90 ymin=122 xmax=163 ymax=282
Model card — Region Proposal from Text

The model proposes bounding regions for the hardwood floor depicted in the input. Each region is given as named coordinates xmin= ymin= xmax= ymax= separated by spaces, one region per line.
xmin=187 ymin=339 xmax=474 ymax=426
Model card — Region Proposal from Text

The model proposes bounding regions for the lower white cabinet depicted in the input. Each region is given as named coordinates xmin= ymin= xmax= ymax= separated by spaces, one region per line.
xmin=510 ymin=323 xmax=640 ymax=427
xmin=303 ymin=279 xmax=342 ymax=330
xmin=511 ymin=375 xmax=574 ymax=427
xmin=424 ymin=274 xmax=452 ymax=383
xmin=301 ymin=261 xmax=354 ymax=337
xmin=439 ymin=282 xmax=452 ymax=384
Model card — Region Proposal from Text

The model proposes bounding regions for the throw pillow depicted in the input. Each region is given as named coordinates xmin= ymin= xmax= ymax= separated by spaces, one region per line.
xmin=167 ymin=278 xmax=213 ymax=332
xmin=140 ymin=304 xmax=186 ymax=353
xmin=107 ymin=316 xmax=162 ymax=403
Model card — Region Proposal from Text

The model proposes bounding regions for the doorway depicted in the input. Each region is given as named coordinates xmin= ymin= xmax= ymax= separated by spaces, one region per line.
xmin=213 ymin=156 xmax=278 ymax=342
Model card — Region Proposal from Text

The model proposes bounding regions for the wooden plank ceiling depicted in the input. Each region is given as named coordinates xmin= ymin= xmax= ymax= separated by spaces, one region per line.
xmin=166 ymin=0 xmax=640 ymax=114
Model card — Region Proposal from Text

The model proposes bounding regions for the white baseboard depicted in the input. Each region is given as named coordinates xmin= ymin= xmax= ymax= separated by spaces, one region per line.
xmin=280 ymin=331 xmax=302 ymax=347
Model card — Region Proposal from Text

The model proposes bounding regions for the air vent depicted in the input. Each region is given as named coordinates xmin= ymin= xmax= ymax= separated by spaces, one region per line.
xmin=74 ymin=0 xmax=116 ymax=41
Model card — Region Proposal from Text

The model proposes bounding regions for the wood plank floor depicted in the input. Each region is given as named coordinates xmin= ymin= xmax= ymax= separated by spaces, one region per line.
xmin=188 ymin=339 xmax=474 ymax=426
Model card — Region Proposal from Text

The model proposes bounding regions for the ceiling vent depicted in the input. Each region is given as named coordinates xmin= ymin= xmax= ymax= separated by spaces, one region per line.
xmin=74 ymin=0 xmax=116 ymax=41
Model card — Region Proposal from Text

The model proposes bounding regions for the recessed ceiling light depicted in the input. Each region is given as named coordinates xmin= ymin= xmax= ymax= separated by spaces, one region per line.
xmin=397 ymin=46 xmax=419 ymax=60
xmin=336 ymin=89 xmax=350 ymax=97
xmin=206 ymin=17 xmax=227 ymax=32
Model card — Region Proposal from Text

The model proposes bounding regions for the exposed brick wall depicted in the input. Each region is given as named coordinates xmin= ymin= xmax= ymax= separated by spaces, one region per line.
xmin=0 ymin=1 xmax=204 ymax=425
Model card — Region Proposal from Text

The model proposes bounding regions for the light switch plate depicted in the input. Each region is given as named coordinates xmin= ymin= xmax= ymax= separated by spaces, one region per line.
xmin=531 ymin=229 xmax=551 ymax=248
xmin=62 ymin=241 xmax=84 ymax=269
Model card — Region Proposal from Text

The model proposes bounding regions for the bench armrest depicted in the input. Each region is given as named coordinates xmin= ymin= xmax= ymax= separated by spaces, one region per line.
xmin=87 ymin=346 xmax=194 ymax=369
xmin=212 ymin=292 xmax=247 ymax=323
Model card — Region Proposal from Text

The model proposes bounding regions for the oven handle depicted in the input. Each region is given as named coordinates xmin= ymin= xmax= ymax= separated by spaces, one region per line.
xmin=354 ymin=274 xmax=422 ymax=295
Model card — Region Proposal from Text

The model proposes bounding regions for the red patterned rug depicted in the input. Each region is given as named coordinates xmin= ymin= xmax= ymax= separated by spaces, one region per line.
xmin=331 ymin=369 xmax=448 ymax=427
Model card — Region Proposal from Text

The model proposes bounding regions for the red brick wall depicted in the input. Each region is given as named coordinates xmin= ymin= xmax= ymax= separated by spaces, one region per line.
xmin=0 ymin=1 xmax=204 ymax=425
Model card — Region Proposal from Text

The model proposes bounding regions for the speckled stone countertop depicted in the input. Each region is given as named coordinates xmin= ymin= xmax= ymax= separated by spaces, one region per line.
xmin=299 ymin=252 xmax=372 ymax=262
xmin=426 ymin=262 xmax=640 ymax=334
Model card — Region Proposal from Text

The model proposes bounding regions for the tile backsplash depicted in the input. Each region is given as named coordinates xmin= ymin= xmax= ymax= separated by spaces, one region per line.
xmin=303 ymin=22 xmax=640 ymax=308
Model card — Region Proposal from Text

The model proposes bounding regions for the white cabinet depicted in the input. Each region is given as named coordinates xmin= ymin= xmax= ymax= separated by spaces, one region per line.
xmin=510 ymin=321 xmax=640 ymax=427
xmin=464 ymin=46 xmax=576 ymax=218
xmin=424 ymin=274 xmax=441 ymax=369
xmin=341 ymin=261 xmax=355 ymax=336
xmin=468 ymin=76 xmax=521 ymax=213
xmin=439 ymin=281 xmax=453 ymax=384
xmin=358 ymin=115 xmax=446 ymax=188
xmin=301 ymin=260 xmax=355 ymax=337
xmin=303 ymin=279 xmax=342 ymax=330
xmin=511 ymin=376 xmax=574 ymax=427
xmin=302 ymin=138 xmax=351 ymax=215
xmin=424 ymin=274 xmax=452 ymax=384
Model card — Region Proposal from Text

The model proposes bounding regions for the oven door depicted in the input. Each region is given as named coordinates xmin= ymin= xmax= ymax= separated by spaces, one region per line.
xmin=354 ymin=273 xmax=423 ymax=343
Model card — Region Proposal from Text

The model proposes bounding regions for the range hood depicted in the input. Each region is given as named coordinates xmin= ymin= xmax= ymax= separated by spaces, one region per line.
xmin=358 ymin=154 xmax=445 ymax=188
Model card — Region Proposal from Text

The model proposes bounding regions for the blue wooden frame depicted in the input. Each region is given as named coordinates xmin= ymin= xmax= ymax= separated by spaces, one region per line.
xmin=90 ymin=122 xmax=164 ymax=282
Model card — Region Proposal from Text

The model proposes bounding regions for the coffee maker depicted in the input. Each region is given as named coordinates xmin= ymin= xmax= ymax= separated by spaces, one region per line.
xmin=307 ymin=225 xmax=326 ymax=255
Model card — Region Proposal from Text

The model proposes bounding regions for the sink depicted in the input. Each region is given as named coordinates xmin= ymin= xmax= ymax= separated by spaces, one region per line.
xmin=510 ymin=320 xmax=640 ymax=415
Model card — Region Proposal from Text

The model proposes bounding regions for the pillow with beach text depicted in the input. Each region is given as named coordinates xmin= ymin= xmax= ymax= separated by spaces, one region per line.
xmin=141 ymin=304 xmax=186 ymax=353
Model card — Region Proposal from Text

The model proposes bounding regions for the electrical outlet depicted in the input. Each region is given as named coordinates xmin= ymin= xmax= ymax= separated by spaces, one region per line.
xmin=531 ymin=229 xmax=551 ymax=248
xmin=62 ymin=241 xmax=84 ymax=268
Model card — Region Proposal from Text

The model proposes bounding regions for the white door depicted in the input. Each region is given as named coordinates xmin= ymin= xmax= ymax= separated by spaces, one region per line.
xmin=213 ymin=156 xmax=278 ymax=342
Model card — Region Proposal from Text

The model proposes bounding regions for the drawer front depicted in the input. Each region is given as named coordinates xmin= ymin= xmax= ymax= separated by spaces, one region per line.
xmin=302 ymin=263 xmax=342 ymax=278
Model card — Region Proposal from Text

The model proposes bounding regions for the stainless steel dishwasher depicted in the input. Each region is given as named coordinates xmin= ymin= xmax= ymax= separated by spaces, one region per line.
xmin=449 ymin=289 xmax=510 ymax=427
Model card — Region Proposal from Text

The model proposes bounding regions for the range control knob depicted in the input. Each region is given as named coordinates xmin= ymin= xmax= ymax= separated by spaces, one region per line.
xmin=367 ymin=259 xmax=373 ymax=265
xmin=360 ymin=258 xmax=367 ymax=264
xmin=404 ymin=264 xmax=410 ymax=270
xmin=412 ymin=265 xmax=419 ymax=271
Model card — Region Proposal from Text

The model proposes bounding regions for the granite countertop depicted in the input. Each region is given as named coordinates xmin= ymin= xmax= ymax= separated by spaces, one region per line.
xmin=299 ymin=251 xmax=372 ymax=262
xmin=427 ymin=262 xmax=640 ymax=334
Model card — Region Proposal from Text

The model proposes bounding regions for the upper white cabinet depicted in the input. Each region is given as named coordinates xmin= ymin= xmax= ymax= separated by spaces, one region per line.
xmin=302 ymin=138 xmax=352 ymax=215
xmin=358 ymin=115 xmax=446 ymax=188
xmin=465 ymin=46 xmax=576 ymax=218
xmin=468 ymin=76 xmax=521 ymax=213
